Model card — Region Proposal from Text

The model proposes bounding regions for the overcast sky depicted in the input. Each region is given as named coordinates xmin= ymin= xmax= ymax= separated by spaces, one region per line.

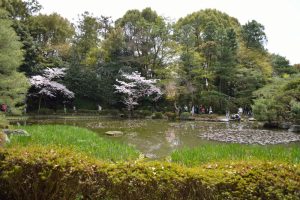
xmin=37 ymin=0 xmax=300 ymax=64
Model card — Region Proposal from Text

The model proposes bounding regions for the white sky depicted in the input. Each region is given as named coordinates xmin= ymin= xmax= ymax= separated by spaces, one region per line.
xmin=38 ymin=0 xmax=300 ymax=64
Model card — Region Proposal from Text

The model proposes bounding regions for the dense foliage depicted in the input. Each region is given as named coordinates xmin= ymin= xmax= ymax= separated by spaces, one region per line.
xmin=0 ymin=8 xmax=29 ymax=127
xmin=0 ymin=0 xmax=299 ymax=121
xmin=252 ymin=75 xmax=300 ymax=124
xmin=0 ymin=146 xmax=299 ymax=199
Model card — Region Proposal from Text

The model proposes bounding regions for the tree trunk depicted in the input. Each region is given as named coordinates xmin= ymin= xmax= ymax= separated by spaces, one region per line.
xmin=38 ymin=96 xmax=42 ymax=115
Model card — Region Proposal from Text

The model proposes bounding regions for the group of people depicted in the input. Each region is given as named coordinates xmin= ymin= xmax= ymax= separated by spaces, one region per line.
xmin=229 ymin=107 xmax=253 ymax=121
xmin=178 ymin=105 xmax=213 ymax=115
xmin=64 ymin=104 xmax=102 ymax=114
xmin=176 ymin=103 xmax=252 ymax=119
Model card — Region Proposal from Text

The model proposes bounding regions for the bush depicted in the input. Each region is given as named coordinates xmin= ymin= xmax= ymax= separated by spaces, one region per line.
xmin=180 ymin=112 xmax=190 ymax=120
xmin=0 ymin=147 xmax=299 ymax=200
xmin=165 ymin=112 xmax=177 ymax=120
xmin=0 ymin=115 xmax=8 ymax=129
xmin=36 ymin=108 xmax=55 ymax=115
xmin=135 ymin=110 xmax=152 ymax=118
xmin=0 ymin=132 xmax=8 ymax=146
xmin=76 ymin=109 xmax=98 ymax=115
xmin=152 ymin=112 xmax=163 ymax=119
xmin=252 ymin=98 xmax=279 ymax=123
xmin=99 ymin=109 xmax=120 ymax=116
xmin=291 ymin=100 xmax=300 ymax=124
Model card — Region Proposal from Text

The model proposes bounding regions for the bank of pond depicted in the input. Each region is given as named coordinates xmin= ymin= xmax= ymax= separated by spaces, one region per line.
xmin=0 ymin=120 xmax=300 ymax=199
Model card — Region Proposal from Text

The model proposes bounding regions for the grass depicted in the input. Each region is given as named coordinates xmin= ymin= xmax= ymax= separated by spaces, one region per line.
xmin=6 ymin=125 xmax=140 ymax=161
xmin=5 ymin=124 xmax=300 ymax=166
xmin=171 ymin=143 xmax=300 ymax=166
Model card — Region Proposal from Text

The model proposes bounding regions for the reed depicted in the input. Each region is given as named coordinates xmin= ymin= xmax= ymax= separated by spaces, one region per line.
xmin=7 ymin=125 xmax=139 ymax=161
xmin=171 ymin=143 xmax=300 ymax=166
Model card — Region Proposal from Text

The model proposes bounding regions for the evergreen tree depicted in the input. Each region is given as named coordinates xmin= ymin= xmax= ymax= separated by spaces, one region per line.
xmin=0 ymin=9 xmax=29 ymax=117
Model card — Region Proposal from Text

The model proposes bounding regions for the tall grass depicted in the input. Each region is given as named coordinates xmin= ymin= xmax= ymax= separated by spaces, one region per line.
xmin=7 ymin=125 xmax=139 ymax=161
xmin=171 ymin=143 xmax=300 ymax=166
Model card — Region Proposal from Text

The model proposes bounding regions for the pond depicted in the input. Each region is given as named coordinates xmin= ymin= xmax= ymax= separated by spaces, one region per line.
xmin=12 ymin=118 xmax=300 ymax=158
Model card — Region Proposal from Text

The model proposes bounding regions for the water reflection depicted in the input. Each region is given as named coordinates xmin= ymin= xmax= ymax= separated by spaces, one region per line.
xmin=165 ymin=128 xmax=180 ymax=147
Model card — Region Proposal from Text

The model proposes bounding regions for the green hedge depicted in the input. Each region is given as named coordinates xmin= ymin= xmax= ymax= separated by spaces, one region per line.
xmin=135 ymin=110 xmax=152 ymax=118
xmin=165 ymin=112 xmax=177 ymax=120
xmin=0 ymin=147 xmax=299 ymax=200
xmin=152 ymin=112 xmax=164 ymax=119
xmin=180 ymin=112 xmax=191 ymax=120
xmin=99 ymin=109 xmax=120 ymax=116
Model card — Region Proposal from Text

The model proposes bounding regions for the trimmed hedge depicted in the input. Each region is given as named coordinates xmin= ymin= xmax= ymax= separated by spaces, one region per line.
xmin=0 ymin=146 xmax=300 ymax=200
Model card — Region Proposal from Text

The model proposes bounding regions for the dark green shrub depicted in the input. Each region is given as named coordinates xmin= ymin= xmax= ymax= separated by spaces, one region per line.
xmin=99 ymin=109 xmax=120 ymax=116
xmin=180 ymin=112 xmax=190 ymax=120
xmin=135 ymin=110 xmax=152 ymax=118
xmin=54 ymin=109 xmax=66 ymax=114
xmin=165 ymin=112 xmax=177 ymax=120
xmin=49 ymin=109 xmax=96 ymax=115
xmin=76 ymin=109 xmax=98 ymax=115
xmin=0 ymin=147 xmax=299 ymax=200
xmin=206 ymin=114 xmax=218 ymax=119
xmin=73 ymin=97 xmax=98 ymax=110
xmin=0 ymin=115 xmax=8 ymax=129
xmin=152 ymin=112 xmax=163 ymax=119
xmin=37 ymin=108 xmax=55 ymax=115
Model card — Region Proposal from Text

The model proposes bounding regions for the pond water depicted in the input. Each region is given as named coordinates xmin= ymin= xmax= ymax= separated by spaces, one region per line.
xmin=12 ymin=118 xmax=300 ymax=158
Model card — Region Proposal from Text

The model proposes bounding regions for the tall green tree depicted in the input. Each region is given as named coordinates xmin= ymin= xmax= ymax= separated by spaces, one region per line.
xmin=66 ymin=12 xmax=115 ymax=108
xmin=270 ymin=53 xmax=298 ymax=76
xmin=116 ymin=8 xmax=172 ymax=77
xmin=174 ymin=9 xmax=240 ymax=109
xmin=71 ymin=11 xmax=103 ymax=66
xmin=242 ymin=20 xmax=267 ymax=50
xmin=26 ymin=13 xmax=75 ymax=70
xmin=214 ymin=28 xmax=238 ymax=95
xmin=0 ymin=9 xmax=29 ymax=115
xmin=1 ymin=0 xmax=42 ymax=75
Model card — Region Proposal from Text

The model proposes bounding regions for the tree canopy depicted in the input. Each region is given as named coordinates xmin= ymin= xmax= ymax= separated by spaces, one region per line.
xmin=1 ymin=1 xmax=299 ymax=121
xmin=0 ymin=8 xmax=29 ymax=114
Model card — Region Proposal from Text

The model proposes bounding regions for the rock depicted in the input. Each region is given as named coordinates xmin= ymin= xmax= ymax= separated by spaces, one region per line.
xmin=144 ymin=153 xmax=157 ymax=159
xmin=105 ymin=131 xmax=124 ymax=136
xmin=288 ymin=125 xmax=300 ymax=133
xmin=219 ymin=118 xmax=229 ymax=122
xmin=280 ymin=123 xmax=291 ymax=129
xmin=2 ymin=129 xmax=30 ymax=137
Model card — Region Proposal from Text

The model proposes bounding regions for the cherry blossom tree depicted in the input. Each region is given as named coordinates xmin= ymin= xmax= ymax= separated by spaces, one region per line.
xmin=29 ymin=68 xmax=74 ymax=112
xmin=114 ymin=71 xmax=162 ymax=115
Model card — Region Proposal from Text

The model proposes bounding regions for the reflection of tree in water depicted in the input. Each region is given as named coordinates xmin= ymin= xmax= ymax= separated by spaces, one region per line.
xmin=165 ymin=128 xmax=180 ymax=146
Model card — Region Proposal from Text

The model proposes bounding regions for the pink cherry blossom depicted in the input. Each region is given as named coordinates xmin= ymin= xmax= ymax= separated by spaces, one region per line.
xmin=114 ymin=71 xmax=162 ymax=111
xmin=29 ymin=68 xmax=74 ymax=99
